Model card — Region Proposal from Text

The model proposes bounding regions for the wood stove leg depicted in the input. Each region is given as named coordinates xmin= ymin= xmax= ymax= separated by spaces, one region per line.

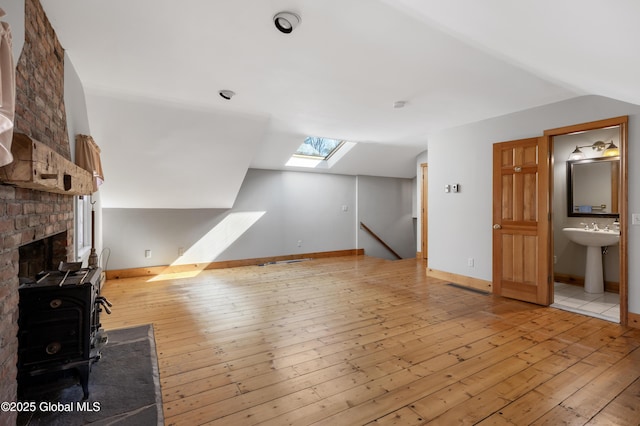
xmin=77 ymin=365 xmax=90 ymax=400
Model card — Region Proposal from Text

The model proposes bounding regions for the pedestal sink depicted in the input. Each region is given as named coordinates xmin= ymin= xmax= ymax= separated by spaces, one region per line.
xmin=562 ymin=228 xmax=620 ymax=293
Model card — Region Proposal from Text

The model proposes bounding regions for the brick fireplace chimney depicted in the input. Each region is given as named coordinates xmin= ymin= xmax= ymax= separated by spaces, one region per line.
xmin=0 ymin=1 xmax=75 ymax=423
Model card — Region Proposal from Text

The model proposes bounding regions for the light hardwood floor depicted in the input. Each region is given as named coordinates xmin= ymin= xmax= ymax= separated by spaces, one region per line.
xmin=100 ymin=256 xmax=640 ymax=425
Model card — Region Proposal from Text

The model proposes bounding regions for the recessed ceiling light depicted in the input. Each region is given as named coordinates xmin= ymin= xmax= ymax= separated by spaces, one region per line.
xmin=393 ymin=101 xmax=407 ymax=109
xmin=273 ymin=11 xmax=301 ymax=34
xmin=219 ymin=90 xmax=235 ymax=100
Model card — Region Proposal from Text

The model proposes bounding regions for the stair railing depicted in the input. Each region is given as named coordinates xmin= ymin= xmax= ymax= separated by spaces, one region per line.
xmin=359 ymin=222 xmax=402 ymax=260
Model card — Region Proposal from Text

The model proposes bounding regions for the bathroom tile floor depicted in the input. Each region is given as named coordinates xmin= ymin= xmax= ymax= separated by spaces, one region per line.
xmin=551 ymin=282 xmax=620 ymax=322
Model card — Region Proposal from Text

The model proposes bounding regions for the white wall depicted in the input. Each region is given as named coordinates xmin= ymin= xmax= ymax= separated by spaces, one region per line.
xmin=424 ymin=95 xmax=640 ymax=314
xmin=103 ymin=169 xmax=357 ymax=269
xmin=103 ymin=169 xmax=416 ymax=269
xmin=103 ymin=207 xmax=228 ymax=270
xmin=63 ymin=52 xmax=105 ymax=266
xmin=357 ymin=175 xmax=415 ymax=260
xmin=64 ymin=53 xmax=91 ymax=156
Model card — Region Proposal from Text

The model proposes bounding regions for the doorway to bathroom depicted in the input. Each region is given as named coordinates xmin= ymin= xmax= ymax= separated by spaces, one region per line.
xmin=546 ymin=116 xmax=628 ymax=324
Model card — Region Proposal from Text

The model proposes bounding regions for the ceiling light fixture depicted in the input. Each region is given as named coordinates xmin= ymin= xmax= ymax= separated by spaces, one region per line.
xmin=393 ymin=101 xmax=406 ymax=109
xmin=218 ymin=90 xmax=235 ymax=100
xmin=273 ymin=11 xmax=301 ymax=34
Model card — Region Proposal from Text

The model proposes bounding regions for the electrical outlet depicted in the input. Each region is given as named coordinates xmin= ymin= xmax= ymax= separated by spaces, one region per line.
xmin=178 ymin=247 xmax=185 ymax=256
xmin=144 ymin=249 xmax=152 ymax=258
xmin=467 ymin=257 xmax=474 ymax=267
xmin=297 ymin=240 xmax=302 ymax=247
xmin=444 ymin=184 xmax=450 ymax=193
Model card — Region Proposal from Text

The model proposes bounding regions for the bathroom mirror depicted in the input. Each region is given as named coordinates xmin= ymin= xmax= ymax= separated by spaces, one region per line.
xmin=567 ymin=156 xmax=619 ymax=217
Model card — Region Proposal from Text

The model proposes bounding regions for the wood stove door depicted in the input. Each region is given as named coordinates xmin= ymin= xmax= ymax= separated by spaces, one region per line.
xmin=18 ymin=286 xmax=91 ymax=369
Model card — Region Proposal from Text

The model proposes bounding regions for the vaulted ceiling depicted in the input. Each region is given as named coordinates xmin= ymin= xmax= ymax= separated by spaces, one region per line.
xmin=38 ymin=0 xmax=640 ymax=208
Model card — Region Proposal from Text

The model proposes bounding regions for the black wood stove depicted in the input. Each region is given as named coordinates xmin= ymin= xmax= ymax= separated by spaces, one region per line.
xmin=17 ymin=266 xmax=111 ymax=400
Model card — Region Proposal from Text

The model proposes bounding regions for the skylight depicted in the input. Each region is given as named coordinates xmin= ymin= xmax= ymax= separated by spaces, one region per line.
xmin=286 ymin=136 xmax=355 ymax=169
xmin=294 ymin=137 xmax=344 ymax=160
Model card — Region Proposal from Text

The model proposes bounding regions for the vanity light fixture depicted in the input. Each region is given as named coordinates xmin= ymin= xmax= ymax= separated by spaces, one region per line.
xmin=568 ymin=146 xmax=586 ymax=160
xmin=567 ymin=140 xmax=616 ymax=160
xmin=603 ymin=141 xmax=619 ymax=157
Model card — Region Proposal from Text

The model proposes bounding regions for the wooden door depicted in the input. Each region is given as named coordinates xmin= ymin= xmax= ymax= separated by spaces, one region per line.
xmin=493 ymin=137 xmax=551 ymax=305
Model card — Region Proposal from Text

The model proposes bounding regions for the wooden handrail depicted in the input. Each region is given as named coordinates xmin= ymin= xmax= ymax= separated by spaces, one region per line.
xmin=359 ymin=222 xmax=402 ymax=260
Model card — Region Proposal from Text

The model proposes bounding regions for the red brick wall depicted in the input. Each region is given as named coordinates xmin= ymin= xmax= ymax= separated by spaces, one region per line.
xmin=14 ymin=0 xmax=70 ymax=157
xmin=0 ymin=1 xmax=74 ymax=421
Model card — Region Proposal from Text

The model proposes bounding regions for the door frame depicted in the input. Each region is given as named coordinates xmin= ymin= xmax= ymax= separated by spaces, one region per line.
xmin=544 ymin=116 xmax=628 ymax=325
xmin=421 ymin=163 xmax=428 ymax=261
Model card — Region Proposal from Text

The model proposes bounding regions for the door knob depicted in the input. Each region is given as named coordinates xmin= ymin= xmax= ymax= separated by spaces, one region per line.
xmin=493 ymin=224 xmax=502 ymax=229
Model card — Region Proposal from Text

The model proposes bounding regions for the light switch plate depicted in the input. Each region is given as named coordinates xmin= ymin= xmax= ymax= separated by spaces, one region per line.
xmin=632 ymin=213 xmax=640 ymax=225
xmin=444 ymin=184 xmax=450 ymax=193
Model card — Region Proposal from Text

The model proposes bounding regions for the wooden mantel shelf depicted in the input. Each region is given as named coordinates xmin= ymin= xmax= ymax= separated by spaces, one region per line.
xmin=0 ymin=133 xmax=93 ymax=195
